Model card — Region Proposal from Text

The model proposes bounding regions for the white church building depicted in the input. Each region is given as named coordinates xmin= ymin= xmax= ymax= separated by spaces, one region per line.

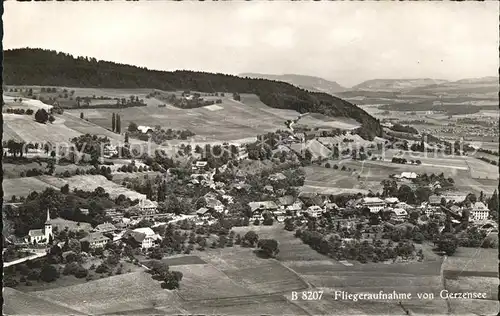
xmin=26 ymin=209 xmax=54 ymax=244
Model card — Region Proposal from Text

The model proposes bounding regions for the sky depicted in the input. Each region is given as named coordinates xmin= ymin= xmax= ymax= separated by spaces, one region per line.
xmin=3 ymin=1 xmax=499 ymax=87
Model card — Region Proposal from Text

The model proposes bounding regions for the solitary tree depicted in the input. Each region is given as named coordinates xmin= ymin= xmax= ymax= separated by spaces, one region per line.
xmin=242 ymin=231 xmax=259 ymax=247
xmin=257 ymin=239 xmax=279 ymax=258
xmin=437 ymin=233 xmax=458 ymax=256
xmin=35 ymin=109 xmax=49 ymax=124
xmin=128 ymin=122 xmax=138 ymax=132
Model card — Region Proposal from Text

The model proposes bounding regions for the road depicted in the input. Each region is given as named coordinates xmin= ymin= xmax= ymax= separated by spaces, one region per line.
xmin=4 ymin=251 xmax=47 ymax=268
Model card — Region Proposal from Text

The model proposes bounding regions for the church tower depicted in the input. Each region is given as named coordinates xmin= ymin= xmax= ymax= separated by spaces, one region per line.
xmin=45 ymin=209 xmax=53 ymax=242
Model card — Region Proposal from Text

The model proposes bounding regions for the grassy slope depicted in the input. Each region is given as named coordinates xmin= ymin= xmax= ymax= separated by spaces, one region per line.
xmin=3 ymin=48 xmax=383 ymax=139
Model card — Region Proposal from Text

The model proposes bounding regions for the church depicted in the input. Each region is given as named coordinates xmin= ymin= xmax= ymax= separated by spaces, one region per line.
xmin=25 ymin=209 xmax=53 ymax=244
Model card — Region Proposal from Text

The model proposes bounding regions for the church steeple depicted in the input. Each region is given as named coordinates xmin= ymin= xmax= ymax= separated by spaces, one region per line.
xmin=45 ymin=209 xmax=53 ymax=242
xmin=45 ymin=208 xmax=51 ymax=224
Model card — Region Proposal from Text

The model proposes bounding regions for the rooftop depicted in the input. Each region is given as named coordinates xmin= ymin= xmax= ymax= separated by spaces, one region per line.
xmin=248 ymin=201 xmax=279 ymax=212
xmin=80 ymin=232 xmax=110 ymax=243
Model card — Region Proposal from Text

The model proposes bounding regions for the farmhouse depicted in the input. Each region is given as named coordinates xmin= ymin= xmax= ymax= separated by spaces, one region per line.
xmin=138 ymin=199 xmax=158 ymax=215
xmin=130 ymin=227 xmax=162 ymax=249
xmin=196 ymin=207 xmax=213 ymax=221
xmin=248 ymin=201 xmax=278 ymax=220
xmin=298 ymin=192 xmax=327 ymax=207
xmin=384 ymin=197 xmax=399 ymax=205
xmin=305 ymin=205 xmax=323 ymax=218
xmin=137 ymin=125 xmax=154 ymax=134
xmin=359 ymin=197 xmax=386 ymax=213
xmin=278 ymin=195 xmax=303 ymax=213
xmin=48 ymin=217 xmax=92 ymax=233
xmin=103 ymin=144 xmax=118 ymax=158
xmin=399 ymin=172 xmax=418 ymax=179
xmin=106 ymin=209 xmax=124 ymax=221
xmin=324 ymin=202 xmax=339 ymax=212
xmin=442 ymin=192 xmax=467 ymax=203
xmin=268 ymin=172 xmax=287 ymax=182
xmin=79 ymin=208 xmax=89 ymax=215
xmin=392 ymin=208 xmax=408 ymax=220
xmin=93 ymin=222 xmax=117 ymax=234
xmin=206 ymin=198 xmax=225 ymax=214
xmin=469 ymin=202 xmax=490 ymax=221
xmin=428 ymin=195 xmax=443 ymax=206
xmin=192 ymin=160 xmax=208 ymax=171
xmin=80 ymin=232 xmax=110 ymax=249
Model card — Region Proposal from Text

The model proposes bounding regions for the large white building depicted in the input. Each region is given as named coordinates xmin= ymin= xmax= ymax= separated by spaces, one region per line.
xmin=360 ymin=197 xmax=386 ymax=213
xmin=469 ymin=202 xmax=490 ymax=221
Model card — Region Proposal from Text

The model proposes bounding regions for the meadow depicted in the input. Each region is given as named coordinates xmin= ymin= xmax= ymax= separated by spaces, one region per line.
xmin=3 ymin=287 xmax=85 ymax=316
xmin=12 ymin=225 xmax=495 ymax=315
xmin=3 ymin=175 xmax=147 ymax=200
xmin=65 ymin=93 xmax=361 ymax=143
xmin=3 ymin=177 xmax=58 ymax=200
xmin=32 ymin=271 xmax=180 ymax=315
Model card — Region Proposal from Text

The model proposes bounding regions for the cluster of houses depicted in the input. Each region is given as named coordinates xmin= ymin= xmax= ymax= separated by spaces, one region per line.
xmin=24 ymin=208 xmax=163 ymax=250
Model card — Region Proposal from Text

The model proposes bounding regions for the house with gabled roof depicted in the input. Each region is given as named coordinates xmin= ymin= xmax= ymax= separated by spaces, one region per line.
xmin=80 ymin=232 xmax=110 ymax=249
xmin=93 ymin=222 xmax=117 ymax=234
xmin=127 ymin=227 xmax=162 ymax=249
xmin=248 ymin=201 xmax=279 ymax=221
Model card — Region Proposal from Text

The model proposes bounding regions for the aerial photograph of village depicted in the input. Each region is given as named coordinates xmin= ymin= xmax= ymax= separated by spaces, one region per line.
xmin=2 ymin=1 xmax=499 ymax=316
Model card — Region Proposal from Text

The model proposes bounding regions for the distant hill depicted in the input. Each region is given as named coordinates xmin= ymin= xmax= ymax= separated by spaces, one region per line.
xmin=3 ymin=48 xmax=382 ymax=139
xmin=240 ymin=73 xmax=346 ymax=94
xmin=351 ymin=78 xmax=449 ymax=92
xmin=453 ymin=76 xmax=498 ymax=84
xmin=407 ymin=76 xmax=499 ymax=97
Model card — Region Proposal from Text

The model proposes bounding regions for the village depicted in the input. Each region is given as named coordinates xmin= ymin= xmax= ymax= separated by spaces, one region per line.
xmin=4 ymin=140 xmax=497 ymax=269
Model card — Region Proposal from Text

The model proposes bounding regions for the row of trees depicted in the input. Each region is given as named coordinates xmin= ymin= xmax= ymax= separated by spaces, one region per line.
xmin=5 ymin=108 xmax=34 ymax=115
xmin=111 ymin=113 xmax=122 ymax=134
xmin=295 ymin=228 xmax=423 ymax=263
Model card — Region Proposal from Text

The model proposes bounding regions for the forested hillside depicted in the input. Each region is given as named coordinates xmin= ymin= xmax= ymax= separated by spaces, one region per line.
xmin=3 ymin=48 xmax=382 ymax=139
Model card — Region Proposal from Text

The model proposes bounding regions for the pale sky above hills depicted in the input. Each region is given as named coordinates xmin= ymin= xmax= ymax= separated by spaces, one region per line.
xmin=4 ymin=1 xmax=498 ymax=87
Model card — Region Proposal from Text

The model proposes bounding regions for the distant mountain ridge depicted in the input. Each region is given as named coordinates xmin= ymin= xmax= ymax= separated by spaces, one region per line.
xmin=240 ymin=73 xmax=347 ymax=94
xmin=351 ymin=78 xmax=450 ymax=92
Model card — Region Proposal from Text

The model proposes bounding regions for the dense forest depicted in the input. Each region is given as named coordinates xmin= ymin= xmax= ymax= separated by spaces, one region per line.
xmin=3 ymin=48 xmax=382 ymax=139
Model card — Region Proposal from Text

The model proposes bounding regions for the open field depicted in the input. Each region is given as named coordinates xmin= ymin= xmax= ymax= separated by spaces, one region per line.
xmin=442 ymin=247 xmax=497 ymax=274
xmin=179 ymin=294 xmax=308 ymax=315
xmin=173 ymin=263 xmax=254 ymax=300
xmin=446 ymin=277 xmax=498 ymax=300
xmin=305 ymin=163 xmax=497 ymax=196
xmin=3 ymin=162 xmax=95 ymax=179
xmin=3 ymin=175 xmax=146 ymax=200
xmin=3 ymin=99 xmax=129 ymax=146
xmin=3 ymin=113 xmax=83 ymax=144
xmin=454 ymin=176 xmax=499 ymax=195
xmin=143 ymin=255 xmax=207 ymax=267
xmin=33 ymin=271 xmax=179 ymax=315
xmin=229 ymin=225 xmax=451 ymax=314
xmin=3 ymin=177 xmax=58 ymax=199
xmin=479 ymin=141 xmax=499 ymax=152
xmin=3 ymin=287 xmax=86 ymax=316
xmin=66 ymin=93 xmax=361 ymax=143
xmin=463 ymin=157 xmax=499 ymax=180
xmin=39 ymin=175 xmax=147 ymax=200
xmin=447 ymin=299 xmax=499 ymax=316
